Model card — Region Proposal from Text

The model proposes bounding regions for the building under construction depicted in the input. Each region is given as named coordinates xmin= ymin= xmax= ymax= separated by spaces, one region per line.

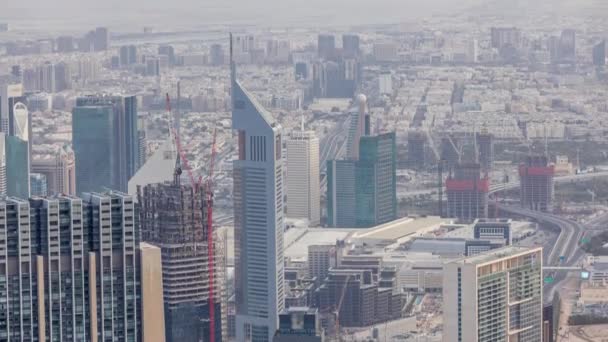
xmin=519 ymin=155 xmax=554 ymax=212
xmin=446 ymin=163 xmax=489 ymax=222
xmin=138 ymin=177 xmax=224 ymax=342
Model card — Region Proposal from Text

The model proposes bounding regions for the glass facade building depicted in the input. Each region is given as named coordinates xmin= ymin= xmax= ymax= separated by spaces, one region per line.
xmin=5 ymin=135 xmax=30 ymax=198
xmin=73 ymin=95 xmax=140 ymax=194
xmin=327 ymin=132 xmax=397 ymax=228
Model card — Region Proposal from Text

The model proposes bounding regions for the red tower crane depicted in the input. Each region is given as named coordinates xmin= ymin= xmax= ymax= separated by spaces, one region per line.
xmin=166 ymin=93 xmax=217 ymax=341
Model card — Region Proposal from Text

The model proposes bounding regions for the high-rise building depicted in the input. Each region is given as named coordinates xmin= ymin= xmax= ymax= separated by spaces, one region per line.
xmin=56 ymin=35 xmax=75 ymax=53
xmin=558 ymin=29 xmax=576 ymax=63
xmin=0 ymin=192 xmax=164 ymax=342
xmin=519 ymin=155 xmax=554 ymax=212
xmin=0 ymin=133 xmax=6 ymax=195
xmin=593 ymin=39 xmax=606 ymax=67
xmin=158 ymin=45 xmax=176 ymax=65
xmin=318 ymin=34 xmax=336 ymax=60
xmin=443 ymin=246 xmax=543 ymax=342
xmin=446 ymin=163 xmax=489 ymax=222
xmin=308 ymin=244 xmax=338 ymax=283
xmin=54 ymin=61 xmax=72 ymax=91
xmin=273 ymin=308 xmax=324 ymax=342
xmin=145 ymin=57 xmax=161 ymax=76
xmin=120 ymin=45 xmax=138 ymax=66
xmin=231 ymin=35 xmax=285 ymax=342
xmin=73 ymin=95 xmax=140 ymax=193
xmin=490 ymin=27 xmax=522 ymax=49
xmin=31 ymin=145 xmax=77 ymax=195
xmin=327 ymin=133 xmax=397 ymax=228
xmin=286 ymin=129 xmax=320 ymax=225
xmin=346 ymin=95 xmax=369 ymax=160
xmin=37 ymin=61 xmax=56 ymax=93
xmin=30 ymin=173 xmax=47 ymax=196
xmin=94 ymin=26 xmax=110 ymax=51
xmin=355 ymin=132 xmax=397 ymax=227
xmin=5 ymin=97 xmax=30 ymax=198
xmin=138 ymin=178 xmax=224 ymax=342
xmin=342 ymin=34 xmax=360 ymax=58
xmin=210 ymin=44 xmax=225 ymax=66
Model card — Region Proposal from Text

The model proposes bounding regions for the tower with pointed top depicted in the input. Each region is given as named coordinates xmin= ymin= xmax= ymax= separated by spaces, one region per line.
xmin=231 ymin=34 xmax=285 ymax=341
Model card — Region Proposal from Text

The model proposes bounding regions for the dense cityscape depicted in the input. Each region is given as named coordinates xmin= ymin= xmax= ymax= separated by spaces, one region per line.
xmin=2 ymin=0 xmax=608 ymax=341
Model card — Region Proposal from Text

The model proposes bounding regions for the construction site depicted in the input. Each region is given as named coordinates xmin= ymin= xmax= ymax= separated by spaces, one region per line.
xmin=519 ymin=155 xmax=555 ymax=212
xmin=137 ymin=92 xmax=225 ymax=342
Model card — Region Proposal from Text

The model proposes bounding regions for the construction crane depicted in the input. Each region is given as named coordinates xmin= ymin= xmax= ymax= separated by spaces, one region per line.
xmin=205 ymin=128 xmax=218 ymax=342
xmin=166 ymin=93 xmax=217 ymax=342
xmin=334 ymin=275 xmax=351 ymax=342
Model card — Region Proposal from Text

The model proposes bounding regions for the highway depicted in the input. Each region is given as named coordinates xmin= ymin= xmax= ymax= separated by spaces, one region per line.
xmin=319 ymin=115 xmax=351 ymax=191
xmin=487 ymin=172 xmax=608 ymax=302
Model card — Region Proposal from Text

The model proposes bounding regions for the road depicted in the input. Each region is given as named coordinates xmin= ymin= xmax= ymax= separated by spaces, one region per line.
xmin=319 ymin=115 xmax=351 ymax=191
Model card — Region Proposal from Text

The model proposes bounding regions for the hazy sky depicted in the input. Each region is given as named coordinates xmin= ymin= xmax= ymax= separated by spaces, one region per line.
xmin=4 ymin=0 xmax=488 ymax=32
xmin=2 ymin=0 xmax=604 ymax=33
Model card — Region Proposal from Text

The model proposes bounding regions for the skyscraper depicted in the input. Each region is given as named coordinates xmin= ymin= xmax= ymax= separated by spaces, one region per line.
xmin=94 ymin=26 xmax=110 ymax=51
xmin=210 ymin=44 xmax=226 ymax=66
xmin=5 ymin=99 xmax=31 ymax=199
xmin=231 ymin=35 xmax=285 ymax=342
xmin=54 ymin=61 xmax=72 ymax=91
xmin=29 ymin=173 xmax=47 ymax=196
xmin=342 ymin=34 xmax=360 ymax=58
xmin=37 ymin=61 xmax=56 ymax=93
xmin=120 ymin=45 xmax=138 ymax=66
xmin=443 ymin=246 xmax=543 ymax=342
xmin=327 ymin=133 xmax=397 ymax=228
xmin=318 ymin=34 xmax=336 ymax=60
xmin=286 ymin=129 xmax=320 ymax=225
xmin=0 ymin=80 xmax=23 ymax=133
xmin=558 ymin=29 xmax=576 ymax=63
xmin=0 ymin=192 xmax=164 ymax=342
xmin=476 ymin=131 xmax=494 ymax=172
xmin=593 ymin=40 xmax=606 ymax=67
xmin=73 ymin=95 xmax=140 ymax=193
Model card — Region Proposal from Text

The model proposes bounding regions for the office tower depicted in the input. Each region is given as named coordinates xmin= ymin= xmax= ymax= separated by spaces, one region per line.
xmin=407 ymin=130 xmax=426 ymax=169
xmin=56 ymin=35 xmax=75 ymax=53
xmin=273 ymin=308 xmax=324 ymax=342
xmin=559 ymin=29 xmax=576 ymax=63
xmin=37 ymin=61 xmax=56 ymax=93
xmin=31 ymin=146 xmax=76 ymax=195
xmin=231 ymin=35 xmax=285 ymax=342
xmin=355 ymin=132 xmax=397 ymax=227
xmin=318 ymin=34 xmax=336 ymax=59
xmin=4 ymin=99 xmax=30 ymax=198
xmin=94 ymin=26 xmax=110 ymax=51
xmin=327 ymin=132 xmax=397 ymax=228
xmin=30 ymin=173 xmax=47 ymax=196
xmin=476 ymin=131 xmax=494 ymax=172
xmin=158 ymin=45 xmax=176 ymax=65
xmin=312 ymin=61 xmax=327 ymax=97
xmin=443 ymin=246 xmax=543 ymax=342
xmin=286 ymin=129 xmax=320 ymax=225
xmin=138 ymin=117 xmax=147 ymax=166
xmin=446 ymin=163 xmax=489 ymax=222
xmin=326 ymin=159 xmax=357 ymax=227
xmin=138 ymin=178 xmax=223 ymax=342
xmin=490 ymin=27 xmax=522 ymax=49
xmin=593 ymin=40 xmax=606 ymax=66
xmin=54 ymin=61 xmax=72 ymax=91
xmin=342 ymin=34 xmax=360 ymax=57
xmin=0 ymin=192 xmax=164 ymax=342
xmin=473 ymin=218 xmax=512 ymax=245
xmin=120 ymin=45 xmax=138 ymax=66
xmin=77 ymin=57 xmax=101 ymax=84
xmin=73 ymin=95 xmax=140 ymax=193
xmin=519 ymin=155 xmax=554 ymax=212
xmin=210 ymin=43 xmax=225 ymax=66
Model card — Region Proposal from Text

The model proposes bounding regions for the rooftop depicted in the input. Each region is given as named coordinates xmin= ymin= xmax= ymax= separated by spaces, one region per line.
xmin=449 ymin=246 xmax=542 ymax=266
